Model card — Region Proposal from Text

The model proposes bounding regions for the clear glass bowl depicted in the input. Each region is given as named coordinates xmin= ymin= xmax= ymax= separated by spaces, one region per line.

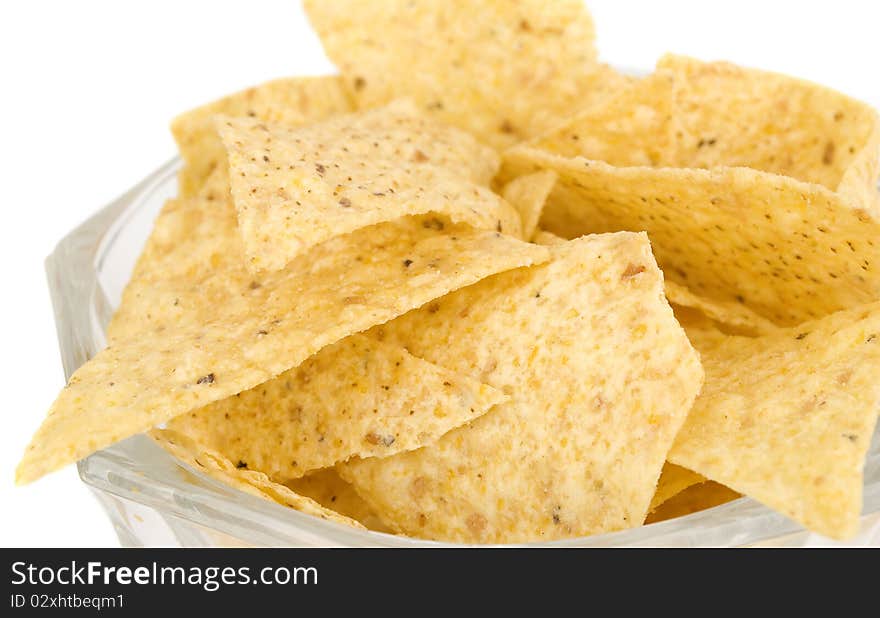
xmin=50 ymin=158 xmax=880 ymax=547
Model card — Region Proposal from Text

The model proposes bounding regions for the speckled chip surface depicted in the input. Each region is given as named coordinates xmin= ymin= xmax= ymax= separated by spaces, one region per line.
xmin=168 ymin=334 xmax=507 ymax=480
xmin=172 ymin=76 xmax=353 ymax=197
xmin=504 ymin=55 xmax=880 ymax=327
xmin=670 ymin=302 xmax=880 ymax=539
xmin=507 ymin=149 xmax=880 ymax=327
xmin=659 ymin=54 xmax=880 ymax=207
xmin=19 ymin=0 xmax=880 ymax=543
xmin=304 ymin=0 xmax=625 ymax=148
xmin=16 ymin=209 xmax=547 ymax=484
xmin=341 ymin=233 xmax=703 ymax=543
xmin=218 ymin=103 xmax=520 ymax=270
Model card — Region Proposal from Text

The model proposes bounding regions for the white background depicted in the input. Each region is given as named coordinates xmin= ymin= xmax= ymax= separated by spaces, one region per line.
xmin=0 ymin=0 xmax=877 ymax=547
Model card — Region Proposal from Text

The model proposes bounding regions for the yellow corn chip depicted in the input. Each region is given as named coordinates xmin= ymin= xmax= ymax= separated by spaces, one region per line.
xmin=150 ymin=429 xmax=365 ymax=530
xmin=304 ymin=0 xmax=625 ymax=148
xmin=665 ymin=280 xmax=778 ymax=336
xmin=505 ymin=55 xmax=880 ymax=326
xmin=17 ymin=208 xmax=548 ymax=484
xmin=341 ymin=233 xmax=703 ymax=543
xmin=660 ymin=55 xmax=880 ymax=207
xmin=506 ymin=147 xmax=880 ymax=326
xmin=648 ymin=463 xmax=706 ymax=513
xmin=523 ymin=71 xmax=681 ymax=167
xmin=286 ymin=468 xmax=392 ymax=532
xmin=218 ymin=103 xmax=520 ymax=270
xmin=645 ymin=482 xmax=741 ymax=525
xmin=670 ymin=302 xmax=880 ymax=539
xmin=172 ymin=76 xmax=352 ymax=197
xmin=500 ymin=171 xmax=557 ymax=241
xmin=105 ymin=195 xmax=243 ymax=342
xmin=168 ymin=334 xmax=506 ymax=480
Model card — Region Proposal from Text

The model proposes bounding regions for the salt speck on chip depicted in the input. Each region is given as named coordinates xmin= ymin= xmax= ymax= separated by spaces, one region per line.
xmin=218 ymin=102 xmax=521 ymax=271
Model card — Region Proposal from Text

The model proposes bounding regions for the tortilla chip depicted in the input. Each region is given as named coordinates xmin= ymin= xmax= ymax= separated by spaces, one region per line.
xmin=286 ymin=468 xmax=392 ymax=532
xmin=168 ymin=334 xmax=506 ymax=480
xmin=218 ymin=103 xmax=520 ymax=270
xmin=171 ymin=76 xmax=352 ymax=197
xmin=150 ymin=429 xmax=365 ymax=529
xmin=500 ymin=171 xmax=557 ymax=241
xmin=665 ymin=280 xmax=778 ymax=336
xmin=104 ymin=195 xmax=243 ymax=342
xmin=304 ymin=0 xmax=626 ymax=148
xmin=341 ymin=233 xmax=703 ymax=543
xmin=648 ymin=463 xmax=706 ymax=513
xmin=645 ymin=482 xmax=741 ymax=524
xmin=17 ymin=206 xmax=548 ymax=484
xmin=506 ymin=147 xmax=880 ymax=326
xmin=523 ymin=71 xmax=681 ymax=167
xmin=670 ymin=302 xmax=880 ymax=539
xmin=659 ymin=55 xmax=880 ymax=205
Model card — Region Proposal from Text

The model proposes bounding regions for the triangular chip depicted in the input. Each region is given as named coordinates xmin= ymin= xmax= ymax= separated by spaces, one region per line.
xmin=168 ymin=334 xmax=507 ymax=480
xmin=17 ymin=206 xmax=548 ymax=483
xmin=218 ymin=103 xmax=520 ymax=270
xmin=504 ymin=55 xmax=880 ymax=326
xmin=304 ymin=0 xmax=625 ymax=148
xmin=171 ymin=76 xmax=352 ymax=197
xmin=670 ymin=302 xmax=880 ymax=539
xmin=341 ymin=233 xmax=703 ymax=543
xmin=150 ymin=430 xmax=364 ymax=530
xmin=500 ymin=170 xmax=557 ymax=241
xmin=506 ymin=148 xmax=880 ymax=327
xmin=659 ymin=55 xmax=880 ymax=207
xmin=649 ymin=463 xmax=707 ymax=513
xmin=286 ymin=468 xmax=392 ymax=533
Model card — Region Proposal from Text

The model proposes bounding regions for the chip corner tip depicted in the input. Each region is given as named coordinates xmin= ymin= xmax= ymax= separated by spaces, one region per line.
xmin=14 ymin=461 xmax=35 ymax=486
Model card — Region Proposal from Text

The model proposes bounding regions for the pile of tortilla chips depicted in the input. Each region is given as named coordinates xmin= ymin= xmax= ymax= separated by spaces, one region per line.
xmin=18 ymin=1 xmax=880 ymax=544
